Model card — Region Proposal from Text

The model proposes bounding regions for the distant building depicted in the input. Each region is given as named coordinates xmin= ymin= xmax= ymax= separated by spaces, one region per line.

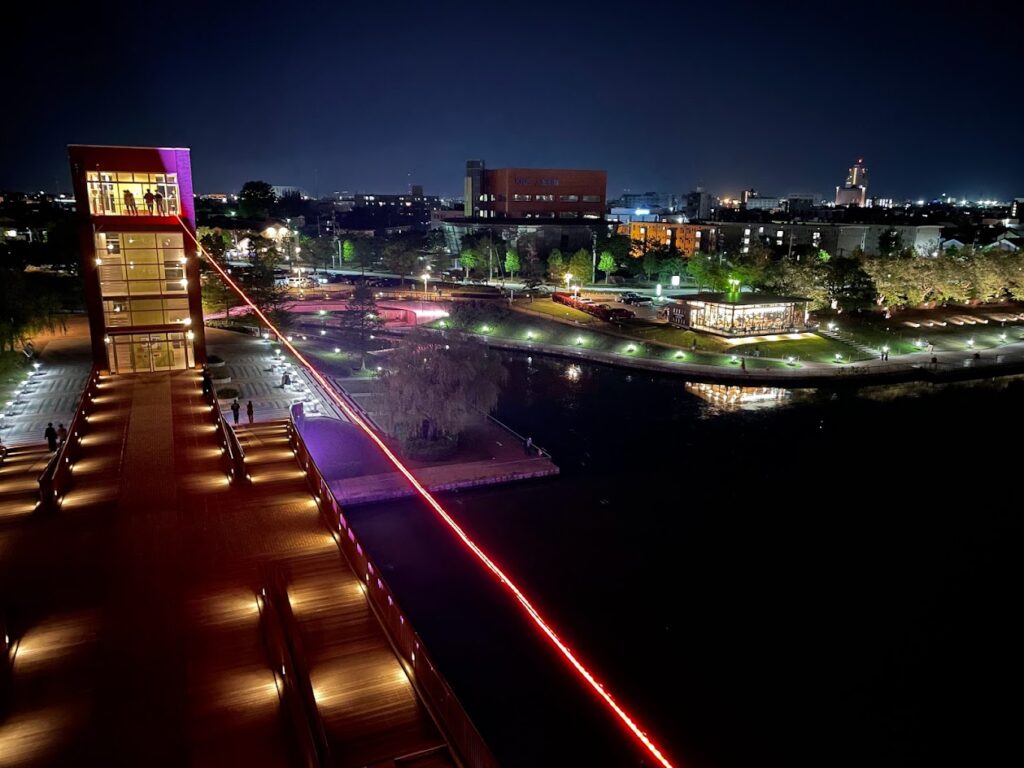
xmin=835 ymin=159 xmax=868 ymax=207
xmin=462 ymin=160 xmax=606 ymax=221
xmin=68 ymin=144 xmax=205 ymax=373
xmin=685 ymin=188 xmax=714 ymax=220
xmin=617 ymin=221 xmax=717 ymax=257
xmin=715 ymin=221 xmax=942 ymax=257
xmin=744 ymin=197 xmax=785 ymax=212
xmin=272 ymin=185 xmax=308 ymax=199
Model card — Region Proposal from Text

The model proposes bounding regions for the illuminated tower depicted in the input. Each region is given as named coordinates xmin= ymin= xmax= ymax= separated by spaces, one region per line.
xmin=835 ymin=158 xmax=868 ymax=207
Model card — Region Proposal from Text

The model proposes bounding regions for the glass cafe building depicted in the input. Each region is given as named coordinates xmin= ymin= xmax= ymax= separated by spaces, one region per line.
xmin=69 ymin=145 xmax=206 ymax=373
xmin=666 ymin=292 xmax=810 ymax=337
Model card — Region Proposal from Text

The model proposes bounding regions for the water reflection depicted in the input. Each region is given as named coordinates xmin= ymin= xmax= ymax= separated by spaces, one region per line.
xmin=684 ymin=381 xmax=791 ymax=411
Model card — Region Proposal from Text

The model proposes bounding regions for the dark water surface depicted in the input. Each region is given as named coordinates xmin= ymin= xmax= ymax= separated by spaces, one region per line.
xmin=345 ymin=354 xmax=1023 ymax=768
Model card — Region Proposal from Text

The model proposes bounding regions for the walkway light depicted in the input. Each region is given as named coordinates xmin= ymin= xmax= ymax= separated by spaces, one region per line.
xmin=999 ymin=332 xmax=1007 ymax=341
xmin=786 ymin=355 xmax=796 ymax=365
xmin=334 ymin=347 xmax=341 ymax=354
xmin=575 ymin=336 xmax=584 ymax=346
xmin=319 ymin=309 xmax=326 ymax=316
xmin=834 ymin=353 xmax=843 ymax=361
xmin=481 ymin=325 xmax=490 ymax=333
xmin=33 ymin=362 xmax=41 ymax=370
xmin=320 ymin=330 xmax=326 ymax=336
xmin=526 ymin=331 xmax=535 ymax=340
xmin=674 ymin=351 xmax=684 ymax=359
xmin=626 ymin=344 xmax=636 ymax=353
xmin=967 ymin=338 xmax=975 ymax=347
xmin=882 ymin=345 xmax=889 ymax=353
xmin=827 ymin=322 xmax=837 ymax=331
xmin=730 ymin=354 xmax=739 ymax=363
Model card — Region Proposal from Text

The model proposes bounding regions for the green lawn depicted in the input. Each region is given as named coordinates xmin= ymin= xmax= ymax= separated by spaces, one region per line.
xmin=729 ymin=335 xmax=872 ymax=364
xmin=517 ymin=299 xmax=600 ymax=324
xmin=821 ymin=308 xmax=1024 ymax=356
xmin=435 ymin=312 xmax=802 ymax=370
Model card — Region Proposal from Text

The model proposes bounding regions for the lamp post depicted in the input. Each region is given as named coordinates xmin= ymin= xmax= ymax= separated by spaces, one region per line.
xmin=421 ymin=272 xmax=430 ymax=323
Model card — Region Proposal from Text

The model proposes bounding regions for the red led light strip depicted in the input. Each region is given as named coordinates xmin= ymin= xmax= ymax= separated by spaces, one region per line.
xmin=183 ymin=221 xmax=675 ymax=768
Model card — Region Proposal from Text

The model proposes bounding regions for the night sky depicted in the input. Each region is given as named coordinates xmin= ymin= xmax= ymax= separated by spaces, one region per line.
xmin=5 ymin=0 xmax=1023 ymax=201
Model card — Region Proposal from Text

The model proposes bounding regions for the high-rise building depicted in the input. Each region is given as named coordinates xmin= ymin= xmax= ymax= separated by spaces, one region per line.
xmin=68 ymin=144 xmax=206 ymax=373
xmin=835 ymin=158 xmax=868 ymax=207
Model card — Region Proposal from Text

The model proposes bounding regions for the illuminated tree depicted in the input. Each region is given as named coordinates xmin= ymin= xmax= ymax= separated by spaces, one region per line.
xmin=504 ymin=248 xmax=520 ymax=278
xmin=598 ymin=250 xmax=616 ymax=283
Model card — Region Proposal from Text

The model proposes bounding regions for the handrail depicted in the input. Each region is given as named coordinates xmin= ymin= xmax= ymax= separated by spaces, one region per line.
xmin=206 ymin=390 xmax=247 ymax=484
xmin=38 ymin=365 xmax=102 ymax=512
xmin=286 ymin=408 xmax=499 ymax=768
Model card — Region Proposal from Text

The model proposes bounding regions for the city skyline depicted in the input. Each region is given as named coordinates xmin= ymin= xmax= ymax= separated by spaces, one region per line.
xmin=4 ymin=1 xmax=1023 ymax=200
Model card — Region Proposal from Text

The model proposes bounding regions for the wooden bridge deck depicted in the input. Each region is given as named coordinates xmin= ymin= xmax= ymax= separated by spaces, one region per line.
xmin=0 ymin=370 xmax=454 ymax=767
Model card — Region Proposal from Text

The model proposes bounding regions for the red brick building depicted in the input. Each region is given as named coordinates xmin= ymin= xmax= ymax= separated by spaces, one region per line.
xmin=68 ymin=144 xmax=207 ymax=373
xmin=464 ymin=161 xmax=606 ymax=220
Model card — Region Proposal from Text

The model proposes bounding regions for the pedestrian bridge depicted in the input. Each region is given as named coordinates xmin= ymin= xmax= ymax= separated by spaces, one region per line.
xmin=0 ymin=369 xmax=491 ymax=767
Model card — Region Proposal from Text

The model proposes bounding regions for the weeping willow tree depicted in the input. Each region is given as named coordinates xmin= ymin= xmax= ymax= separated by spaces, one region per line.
xmin=376 ymin=329 xmax=507 ymax=449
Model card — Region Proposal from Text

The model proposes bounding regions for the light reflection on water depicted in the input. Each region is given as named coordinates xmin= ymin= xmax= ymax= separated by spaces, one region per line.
xmin=684 ymin=381 xmax=791 ymax=411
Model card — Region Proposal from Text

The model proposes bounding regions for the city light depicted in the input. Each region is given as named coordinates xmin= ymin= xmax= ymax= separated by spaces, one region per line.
xmin=186 ymin=222 xmax=676 ymax=768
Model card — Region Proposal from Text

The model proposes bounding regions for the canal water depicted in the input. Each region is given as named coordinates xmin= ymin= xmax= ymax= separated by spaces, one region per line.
xmin=345 ymin=353 xmax=1023 ymax=768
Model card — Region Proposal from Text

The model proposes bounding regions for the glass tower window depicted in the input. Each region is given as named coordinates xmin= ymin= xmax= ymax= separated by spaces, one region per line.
xmin=95 ymin=232 xmax=190 ymax=328
xmin=86 ymin=171 xmax=180 ymax=216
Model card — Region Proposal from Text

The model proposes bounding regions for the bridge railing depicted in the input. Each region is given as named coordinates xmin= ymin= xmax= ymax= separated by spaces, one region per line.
xmin=38 ymin=366 xmax=102 ymax=511
xmin=286 ymin=407 xmax=498 ymax=768
xmin=205 ymin=390 xmax=247 ymax=484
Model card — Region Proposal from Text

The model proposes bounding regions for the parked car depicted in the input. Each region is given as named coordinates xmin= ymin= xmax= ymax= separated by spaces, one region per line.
xmin=617 ymin=292 xmax=639 ymax=303
xmin=625 ymin=294 xmax=652 ymax=305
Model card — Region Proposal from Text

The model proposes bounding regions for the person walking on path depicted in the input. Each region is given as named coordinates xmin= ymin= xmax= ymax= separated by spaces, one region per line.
xmin=740 ymin=358 xmax=747 ymax=372
xmin=246 ymin=400 xmax=254 ymax=425
xmin=144 ymin=189 xmax=155 ymax=214
xmin=57 ymin=423 xmax=68 ymax=446
xmin=44 ymin=422 xmax=58 ymax=451
xmin=524 ymin=436 xmax=533 ymax=455
xmin=230 ymin=399 xmax=240 ymax=425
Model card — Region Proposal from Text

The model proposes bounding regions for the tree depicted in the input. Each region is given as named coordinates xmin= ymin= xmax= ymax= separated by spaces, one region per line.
xmin=878 ymin=228 xmax=903 ymax=257
xmin=380 ymin=239 xmax=419 ymax=286
xmin=687 ymin=253 xmax=728 ymax=292
xmin=459 ymin=249 xmax=479 ymax=282
xmin=198 ymin=228 xmax=231 ymax=261
xmin=333 ymin=283 xmax=385 ymax=368
xmin=241 ymin=235 xmax=293 ymax=331
xmin=504 ymin=249 xmax=520 ymax=278
xmin=301 ymin=235 xmax=336 ymax=271
xmin=447 ymin=300 xmax=510 ymax=330
xmin=657 ymin=256 xmax=687 ymax=284
xmin=547 ymin=249 xmax=565 ymax=282
xmin=642 ymin=249 xmax=662 ymax=281
xmin=201 ymin=273 xmax=238 ymax=318
xmin=375 ymin=329 xmax=507 ymax=450
xmin=238 ymin=181 xmax=276 ymax=220
xmin=598 ymin=250 xmax=616 ymax=283
xmin=342 ymin=239 xmax=355 ymax=265
xmin=568 ymin=249 xmax=592 ymax=284
xmin=0 ymin=270 xmax=70 ymax=352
